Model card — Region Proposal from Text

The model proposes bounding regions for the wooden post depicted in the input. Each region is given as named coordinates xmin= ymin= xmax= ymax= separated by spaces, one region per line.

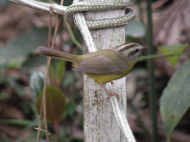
xmin=83 ymin=0 xmax=128 ymax=141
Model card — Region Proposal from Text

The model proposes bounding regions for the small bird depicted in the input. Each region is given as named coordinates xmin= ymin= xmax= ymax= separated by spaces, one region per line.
xmin=38 ymin=43 xmax=147 ymax=99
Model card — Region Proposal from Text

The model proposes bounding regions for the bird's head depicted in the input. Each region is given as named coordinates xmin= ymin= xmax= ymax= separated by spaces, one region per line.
xmin=114 ymin=43 xmax=148 ymax=62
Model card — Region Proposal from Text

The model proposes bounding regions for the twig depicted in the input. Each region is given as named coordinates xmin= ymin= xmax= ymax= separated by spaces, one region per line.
xmin=138 ymin=51 xmax=190 ymax=61
xmin=36 ymin=100 xmax=44 ymax=142
xmin=34 ymin=127 xmax=51 ymax=135
xmin=37 ymin=5 xmax=54 ymax=142
xmin=36 ymin=1 xmax=64 ymax=141
xmin=8 ymin=0 xmax=67 ymax=15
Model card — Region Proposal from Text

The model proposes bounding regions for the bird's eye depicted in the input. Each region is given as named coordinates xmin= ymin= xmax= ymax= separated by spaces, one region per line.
xmin=135 ymin=49 xmax=139 ymax=53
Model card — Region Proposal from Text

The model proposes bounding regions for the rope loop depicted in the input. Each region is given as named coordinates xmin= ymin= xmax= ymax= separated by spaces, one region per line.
xmin=65 ymin=0 xmax=136 ymax=30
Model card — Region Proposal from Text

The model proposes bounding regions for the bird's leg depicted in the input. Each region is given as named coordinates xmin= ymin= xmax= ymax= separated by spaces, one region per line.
xmin=110 ymin=81 xmax=114 ymax=85
xmin=99 ymin=83 xmax=120 ymax=101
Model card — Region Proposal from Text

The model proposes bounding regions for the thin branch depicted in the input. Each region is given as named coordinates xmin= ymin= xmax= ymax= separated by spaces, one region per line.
xmin=138 ymin=51 xmax=190 ymax=61
xmin=36 ymin=101 xmax=43 ymax=142
xmin=34 ymin=127 xmax=51 ymax=135
xmin=36 ymin=5 xmax=53 ymax=142
xmin=8 ymin=0 xmax=67 ymax=15
xmin=37 ymin=0 xmax=64 ymax=141
xmin=37 ymin=5 xmax=54 ymax=142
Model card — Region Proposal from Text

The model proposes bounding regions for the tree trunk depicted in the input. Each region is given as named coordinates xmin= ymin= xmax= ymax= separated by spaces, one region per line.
xmin=83 ymin=0 xmax=128 ymax=141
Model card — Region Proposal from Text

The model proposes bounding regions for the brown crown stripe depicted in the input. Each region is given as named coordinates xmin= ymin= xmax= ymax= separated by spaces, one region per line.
xmin=115 ymin=43 xmax=137 ymax=52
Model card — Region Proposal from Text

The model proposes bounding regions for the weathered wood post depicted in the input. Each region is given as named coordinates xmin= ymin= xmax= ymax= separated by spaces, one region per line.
xmin=83 ymin=0 xmax=128 ymax=141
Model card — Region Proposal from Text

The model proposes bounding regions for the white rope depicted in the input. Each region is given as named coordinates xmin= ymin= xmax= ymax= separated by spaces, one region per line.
xmin=72 ymin=0 xmax=97 ymax=52
xmin=105 ymin=83 xmax=136 ymax=142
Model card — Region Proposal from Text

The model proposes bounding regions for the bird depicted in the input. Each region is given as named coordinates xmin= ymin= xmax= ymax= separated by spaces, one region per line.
xmin=38 ymin=43 xmax=147 ymax=100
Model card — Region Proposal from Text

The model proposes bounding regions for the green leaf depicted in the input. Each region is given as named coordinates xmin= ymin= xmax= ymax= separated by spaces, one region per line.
xmin=0 ymin=28 xmax=49 ymax=66
xmin=0 ymin=0 xmax=9 ymax=7
xmin=56 ymin=61 xmax=65 ymax=85
xmin=158 ymin=43 xmax=188 ymax=69
xmin=125 ymin=19 xmax=145 ymax=38
xmin=21 ymin=54 xmax=47 ymax=70
xmin=160 ymin=59 xmax=190 ymax=141
xmin=62 ymin=73 xmax=74 ymax=88
xmin=0 ymin=119 xmax=32 ymax=127
xmin=0 ymin=93 xmax=10 ymax=100
xmin=62 ymin=100 xmax=76 ymax=119
xmin=35 ymin=86 xmax=66 ymax=123
xmin=29 ymin=71 xmax=45 ymax=102
xmin=6 ymin=76 xmax=25 ymax=98
xmin=0 ymin=138 xmax=10 ymax=142
xmin=48 ymin=60 xmax=63 ymax=84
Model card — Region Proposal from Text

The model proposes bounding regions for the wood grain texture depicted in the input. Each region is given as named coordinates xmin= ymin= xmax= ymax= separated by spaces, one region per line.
xmin=83 ymin=0 xmax=128 ymax=141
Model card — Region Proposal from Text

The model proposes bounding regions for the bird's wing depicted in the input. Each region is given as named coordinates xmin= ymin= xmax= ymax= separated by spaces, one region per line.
xmin=73 ymin=55 xmax=127 ymax=74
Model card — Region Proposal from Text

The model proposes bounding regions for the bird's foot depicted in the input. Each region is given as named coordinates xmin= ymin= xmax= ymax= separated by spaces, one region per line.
xmin=99 ymin=83 xmax=120 ymax=101
xmin=106 ymin=92 xmax=120 ymax=101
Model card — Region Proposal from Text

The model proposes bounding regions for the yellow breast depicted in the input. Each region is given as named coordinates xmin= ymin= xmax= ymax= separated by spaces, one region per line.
xmin=84 ymin=64 xmax=134 ymax=84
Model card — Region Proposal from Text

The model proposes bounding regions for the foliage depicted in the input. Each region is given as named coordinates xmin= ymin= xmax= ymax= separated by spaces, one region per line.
xmin=0 ymin=28 xmax=49 ymax=68
xmin=125 ymin=19 xmax=145 ymax=38
xmin=158 ymin=43 xmax=188 ymax=69
xmin=0 ymin=14 xmax=82 ymax=142
xmin=160 ymin=59 xmax=190 ymax=141
xmin=35 ymin=86 xmax=66 ymax=123
xmin=29 ymin=71 xmax=45 ymax=103
xmin=0 ymin=0 xmax=190 ymax=141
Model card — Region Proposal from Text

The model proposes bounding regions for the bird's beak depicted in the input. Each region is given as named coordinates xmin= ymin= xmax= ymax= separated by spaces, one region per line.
xmin=142 ymin=46 xmax=148 ymax=50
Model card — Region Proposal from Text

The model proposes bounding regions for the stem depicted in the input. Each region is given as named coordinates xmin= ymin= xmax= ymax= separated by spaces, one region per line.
xmin=36 ymin=6 xmax=53 ymax=142
xmin=64 ymin=19 xmax=82 ymax=49
xmin=138 ymin=51 xmax=190 ymax=62
xmin=137 ymin=0 xmax=144 ymax=26
xmin=146 ymin=0 xmax=159 ymax=142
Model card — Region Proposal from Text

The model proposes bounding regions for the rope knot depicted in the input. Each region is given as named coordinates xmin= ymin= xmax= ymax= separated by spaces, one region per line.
xmin=65 ymin=0 xmax=136 ymax=30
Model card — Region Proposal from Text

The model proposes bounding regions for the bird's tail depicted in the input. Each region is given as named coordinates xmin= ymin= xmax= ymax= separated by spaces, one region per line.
xmin=38 ymin=47 xmax=79 ymax=64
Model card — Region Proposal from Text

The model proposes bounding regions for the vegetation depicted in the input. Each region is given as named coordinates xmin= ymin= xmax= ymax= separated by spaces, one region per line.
xmin=0 ymin=0 xmax=189 ymax=141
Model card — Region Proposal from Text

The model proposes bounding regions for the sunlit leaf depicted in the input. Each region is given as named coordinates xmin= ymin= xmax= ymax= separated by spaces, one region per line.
xmin=35 ymin=86 xmax=66 ymax=123
xmin=160 ymin=59 xmax=190 ymax=141
xmin=158 ymin=43 xmax=188 ymax=69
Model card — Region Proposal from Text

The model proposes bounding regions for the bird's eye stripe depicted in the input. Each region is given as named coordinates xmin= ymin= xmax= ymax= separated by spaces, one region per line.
xmin=116 ymin=43 xmax=137 ymax=52
xmin=128 ymin=49 xmax=140 ymax=56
